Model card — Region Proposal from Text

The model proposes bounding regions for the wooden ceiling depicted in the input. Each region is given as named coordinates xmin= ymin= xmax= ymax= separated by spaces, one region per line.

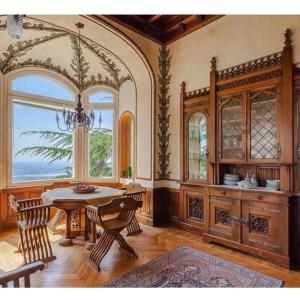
xmin=102 ymin=15 xmax=223 ymax=44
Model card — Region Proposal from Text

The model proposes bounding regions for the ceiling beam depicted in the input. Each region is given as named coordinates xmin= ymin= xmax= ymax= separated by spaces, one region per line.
xmin=163 ymin=15 xmax=194 ymax=32
xmin=148 ymin=15 xmax=162 ymax=23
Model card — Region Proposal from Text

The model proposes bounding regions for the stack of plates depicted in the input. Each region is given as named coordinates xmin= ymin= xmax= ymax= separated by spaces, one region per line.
xmin=223 ymin=173 xmax=239 ymax=186
xmin=266 ymin=180 xmax=280 ymax=191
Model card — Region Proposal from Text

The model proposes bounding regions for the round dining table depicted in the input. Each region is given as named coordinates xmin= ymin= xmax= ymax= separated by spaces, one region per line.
xmin=41 ymin=187 xmax=125 ymax=246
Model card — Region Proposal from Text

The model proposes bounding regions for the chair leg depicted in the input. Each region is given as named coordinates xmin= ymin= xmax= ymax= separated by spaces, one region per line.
xmin=88 ymin=230 xmax=116 ymax=272
xmin=116 ymin=233 xmax=138 ymax=258
xmin=127 ymin=216 xmax=142 ymax=236
xmin=47 ymin=209 xmax=65 ymax=234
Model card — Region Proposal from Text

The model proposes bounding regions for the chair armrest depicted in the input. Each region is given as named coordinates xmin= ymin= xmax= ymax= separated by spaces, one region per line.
xmin=19 ymin=204 xmax=52 ymax=213
xmin=0 ymin=261 xmax=45 ymax=286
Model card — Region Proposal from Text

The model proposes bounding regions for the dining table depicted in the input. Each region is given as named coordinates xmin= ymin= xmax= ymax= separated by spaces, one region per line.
xmin=41 ymin=186 xmax=125 ymax=247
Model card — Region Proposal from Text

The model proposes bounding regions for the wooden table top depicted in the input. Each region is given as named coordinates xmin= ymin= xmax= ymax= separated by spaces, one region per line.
xmin=41 ymin=187 xmax=125 ymax=206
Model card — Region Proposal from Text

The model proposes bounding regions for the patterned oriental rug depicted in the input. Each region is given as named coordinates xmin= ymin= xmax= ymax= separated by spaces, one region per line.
xmin=101 ymin=246 xmax=284 ymax=288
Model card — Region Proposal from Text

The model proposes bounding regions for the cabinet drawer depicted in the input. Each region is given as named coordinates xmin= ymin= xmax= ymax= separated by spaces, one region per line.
xmin=209 ymin=188 xmax=241 ymax=199
xmin=241 ymin=191 xmax=287 ymax=204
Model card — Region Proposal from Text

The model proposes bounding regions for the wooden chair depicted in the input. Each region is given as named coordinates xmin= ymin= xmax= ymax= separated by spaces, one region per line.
xmin=0 ymin=261 xmax=45 ymax=288
xmin=47 ymin=209 xmax=65 ymax=234
xmin=8 ymin=195 xmax=56 ymax=264
xmin=85 ymin=197 xmax=142 ymax=271
xmin=121 ymin=183 xmax=146 ymax=235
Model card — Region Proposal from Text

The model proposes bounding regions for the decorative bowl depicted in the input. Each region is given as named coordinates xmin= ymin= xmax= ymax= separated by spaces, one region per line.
xmin=71 ymin=185 xmax=97 ymax=194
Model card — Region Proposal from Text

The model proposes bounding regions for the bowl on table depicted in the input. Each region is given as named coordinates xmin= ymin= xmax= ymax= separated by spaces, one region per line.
xmin=71 ymin=185 xmax=97 ymax=194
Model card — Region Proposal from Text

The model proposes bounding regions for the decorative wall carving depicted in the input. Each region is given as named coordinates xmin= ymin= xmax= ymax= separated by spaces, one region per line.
xmin=0 ymin=17 xmax=131 ymax=91
xmin=188 ymin=197 xmax=204 ymax=220
xmin=157 ymin=45 xmax=172 ymax=179
xmin=250 ymin=215 xmax=269 ymax=234
xmin=215 ymin=208 xmax=232 ymax=226
xmin=217 ymin=52 xmax=282 ymax=81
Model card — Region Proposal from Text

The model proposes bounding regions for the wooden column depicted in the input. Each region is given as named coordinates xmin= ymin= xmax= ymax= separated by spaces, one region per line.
xmin=280 ymin=28 xmax=293 ymax=192
xmin=209 ymin=57 xmax=217 ymax=184
xmin=180 ymin=81 xmax=186 ymax=181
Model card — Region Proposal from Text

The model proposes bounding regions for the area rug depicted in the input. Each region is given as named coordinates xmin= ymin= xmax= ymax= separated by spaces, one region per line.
xmin=101 ymin=246 xmax=284 ymax=287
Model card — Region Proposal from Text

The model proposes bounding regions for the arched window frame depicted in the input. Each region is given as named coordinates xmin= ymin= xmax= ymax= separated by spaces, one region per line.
xmin=5 ymin=69 xmax=79 ymax=187
xmin=81 ymin=86 xmax=118 ymax=182
xmin=2 ymin=69 xmax=120 ymax=187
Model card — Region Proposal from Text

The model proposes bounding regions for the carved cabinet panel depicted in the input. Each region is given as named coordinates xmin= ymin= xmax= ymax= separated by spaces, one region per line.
xmin=241 ymin=200 xmax=288 ymax=256
xmin=209 ymin=195 xmax=241 ymax=242
xmin=184 ymin=190 xmax=208 ymax=230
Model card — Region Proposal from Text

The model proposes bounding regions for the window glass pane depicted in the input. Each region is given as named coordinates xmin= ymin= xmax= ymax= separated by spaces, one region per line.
xmin=12 ymin=75 xmax=74 ymax=101
xmin=88 ymin=110 xmax=113 ymax=177
xmin=12 ymin=102 xmax=74 ymax=183
xmin=89 ymin=91 xmax=113 ymax=103
xmin=188 ymin=112 xmax=207 ymax=180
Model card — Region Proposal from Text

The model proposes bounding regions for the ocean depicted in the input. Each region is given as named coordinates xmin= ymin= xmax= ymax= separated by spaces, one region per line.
xmin=12 ymin=161 xmax=72 ymax=182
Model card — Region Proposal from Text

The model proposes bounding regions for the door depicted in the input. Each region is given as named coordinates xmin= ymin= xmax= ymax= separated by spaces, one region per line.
xmin=184 ymin=190 xmax=208 ymax=230
xmin=241 ymin=200 xmax=287 ymax=255
xmin=209 ymin=196 xmax=241 ymax=242
xmin=247 ymin=86 xmax=280 ymax=162
xmin=219 ymin=93 xmax=246 ymax=162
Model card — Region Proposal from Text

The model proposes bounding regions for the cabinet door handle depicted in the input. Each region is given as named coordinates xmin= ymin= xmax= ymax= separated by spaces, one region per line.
xmin=241 ymin=218 xmax=249 ymax=226
xmin=231 ymin=217 xmax=241 ymax=225
xmin=256 ymin=194 xmax=263 ymax=200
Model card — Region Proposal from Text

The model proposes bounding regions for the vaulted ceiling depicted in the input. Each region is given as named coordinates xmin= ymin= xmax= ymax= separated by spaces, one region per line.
xmin=102 ymin=15 xmax=223 ymax=44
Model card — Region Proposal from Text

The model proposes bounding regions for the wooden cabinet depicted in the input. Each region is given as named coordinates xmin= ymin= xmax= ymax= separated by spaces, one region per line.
xmin=179 ymin=29 xmax=294 ymax=267
xmin=218 ymin=86 xmax=280 ymax=163
xmin=204 ymin=187 xmax=290 ymax=267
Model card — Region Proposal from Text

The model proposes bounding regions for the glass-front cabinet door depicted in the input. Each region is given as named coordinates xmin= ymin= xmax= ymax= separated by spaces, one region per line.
xmin=219 ymin=94 xmax=245 ymax=161
xmin=248 ymin=86 xmax=280 ymax=161
xmin=187 ymin=111 xmax=207 ymax=181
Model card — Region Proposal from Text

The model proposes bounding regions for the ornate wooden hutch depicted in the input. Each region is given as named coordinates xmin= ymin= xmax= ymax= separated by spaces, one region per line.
xmin=180 ymin=29 xmax=294 ymax=267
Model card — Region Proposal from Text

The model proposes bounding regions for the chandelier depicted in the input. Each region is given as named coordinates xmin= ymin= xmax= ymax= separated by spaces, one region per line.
xmin=6 ymin=15 xmax=24 ymax=39
xmin=56 ymin=22 xmax=102 ymax=133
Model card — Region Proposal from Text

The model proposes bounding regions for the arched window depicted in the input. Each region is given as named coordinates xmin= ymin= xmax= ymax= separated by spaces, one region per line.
xmin=9 ymin=73 xmax=76 ymax=184
xmin=86 ymin=89 xmax=116 ymax=180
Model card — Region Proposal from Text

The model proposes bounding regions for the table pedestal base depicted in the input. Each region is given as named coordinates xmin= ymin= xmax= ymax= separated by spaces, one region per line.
xmin=59 ymin=238 xmax=73 ymax=247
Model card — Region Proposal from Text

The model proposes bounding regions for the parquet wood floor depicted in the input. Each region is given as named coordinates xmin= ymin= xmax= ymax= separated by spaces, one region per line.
xmin=0 ymin=224 xmax=300 ymax=287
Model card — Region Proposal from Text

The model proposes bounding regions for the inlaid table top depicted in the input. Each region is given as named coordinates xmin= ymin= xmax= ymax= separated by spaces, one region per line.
xmin=41 ymin=187 xmax=125 ymax=206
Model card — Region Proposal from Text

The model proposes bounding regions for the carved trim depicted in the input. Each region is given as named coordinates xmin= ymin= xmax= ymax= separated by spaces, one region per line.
xmin=185 ymin=87 xmax=210 ymax=100
xmin=188 ymin=196 xmax=204 ymax=220
xmin=215 ymin=207 xmax=232 ymax=226
xmin=217 ymin=70 xmax=282 ymax=91
xmin=250 ymin=214 xmax=269 ymax=235
xmin=217 ymin=52 xmax=282 ymax=81
xmin=157 ymin=45 xmax=172 ymax=179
